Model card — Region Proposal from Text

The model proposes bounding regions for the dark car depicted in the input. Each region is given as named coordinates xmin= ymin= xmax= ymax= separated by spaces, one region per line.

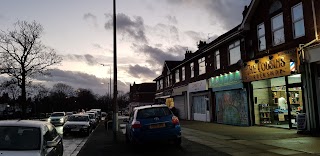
xmin=125 ymin=104 xmax=181 ymax=146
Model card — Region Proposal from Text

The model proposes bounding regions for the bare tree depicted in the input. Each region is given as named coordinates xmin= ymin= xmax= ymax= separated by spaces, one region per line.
xmin=51 ymin=83 xmax=75 ymax=97
xmin=0 ymin=20 xmax=62 ymax=116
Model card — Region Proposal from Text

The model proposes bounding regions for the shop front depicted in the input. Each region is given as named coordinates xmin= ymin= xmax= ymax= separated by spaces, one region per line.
xmin=209 ymin=71 xmax=249 ymax=126
xmin=188 ymin=80 xmax=211 ymax=122
xmin=242 ymin=49 xmax=303 ymax=129
xmin=172 ymin=85 xmax=188 ymax=120
xmin=155 ymin=89 xmax=172 ymax=104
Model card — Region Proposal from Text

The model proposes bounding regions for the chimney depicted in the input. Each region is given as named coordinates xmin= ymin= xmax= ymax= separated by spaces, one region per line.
xmin=197 ymin=40 xmax=207 ymax=50
xmin=242 ymin=5 xmax=248 ymax=18
xmin=185 ymin=50 xmax=193 ymax=60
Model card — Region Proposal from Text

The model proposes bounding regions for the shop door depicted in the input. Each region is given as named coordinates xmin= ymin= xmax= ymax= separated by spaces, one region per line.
xmin=287 ymin=84 xmax=303 ymax=128
xmin=174 ymin=95 xmax=186 ymax=120
xmin=193 ymin=96 xmax=209 ymax=122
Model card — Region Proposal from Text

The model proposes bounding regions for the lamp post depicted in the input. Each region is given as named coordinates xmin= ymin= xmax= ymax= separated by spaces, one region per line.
xmin=113 ymin=0 xmax=119 ymax=139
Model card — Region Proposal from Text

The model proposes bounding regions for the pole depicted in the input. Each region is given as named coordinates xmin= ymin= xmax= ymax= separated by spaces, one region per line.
xmin=113 ymin=0 xmax=118 ymax=140
xmin=110 ymin=66 xmax=112 ymax=101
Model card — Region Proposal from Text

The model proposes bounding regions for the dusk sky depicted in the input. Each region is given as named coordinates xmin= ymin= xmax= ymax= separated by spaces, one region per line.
xmin=0 ymin=0 xmax=251 ymax=95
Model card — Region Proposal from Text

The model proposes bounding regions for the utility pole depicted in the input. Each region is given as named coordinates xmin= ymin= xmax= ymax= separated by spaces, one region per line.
xmin=113 ymin=0 xmax=118 ymax=140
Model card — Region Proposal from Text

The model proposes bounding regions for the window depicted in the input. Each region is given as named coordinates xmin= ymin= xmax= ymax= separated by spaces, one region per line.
xmin=182 ymin=67 xmax=185 ymax=81
xmin=160 ymin=79 xmax=163 ymax=89
xmin=214 ymin=51 xmax=220 ymax=69
xmin=272 ymin=13 xmax=285 ymax=45
xmin=169 ymin=74 xmax=172 ymax=86
xmin=258 ymin=23 xmax=266 ymax=51
xmin=292 ymin=3 xmax=305 ymax=38
xmin=175 ymin=70 xmax=179 ymax=83
xmin=228 ymin=40 xmax=241 ymax=65
xmin=198 ymin=57 xmax=205 ymax=75
xmin=190 ymin=62 xmax=194 ymax=78
xmin=166 ymin=75 xmax=171 ymax=87
xmin=157 ymin=81 xmax=161 ymax=90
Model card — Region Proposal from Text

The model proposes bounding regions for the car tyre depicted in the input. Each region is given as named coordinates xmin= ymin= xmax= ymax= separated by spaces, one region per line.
xmin=174 ymin=138 xmax=181 ymax=147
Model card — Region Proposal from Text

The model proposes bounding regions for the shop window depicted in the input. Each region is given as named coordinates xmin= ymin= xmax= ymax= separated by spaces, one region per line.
xmin=292 ymin=3 xmax=305 ymax=38
xmin=175 ymin=69 xmax=179 ymax=83
xmin=272 ymin=13 xmax=285 ymax=46
xmin=257 ymin=23 xmax=266 ymax=51
xmin=182 ymin=66 xmax=185 ymax=81
xmin=228 ymin=40 xmax=241 ymax=65
xmin=198 ymin=57 xmax=205 ymax=75
xmin=214 ymin=50 xmax=220 ymax=69
xmin=190 ymin=62 xmax=194 ymax=78
xmin=288 ymin=74 xmax=301 ymax=84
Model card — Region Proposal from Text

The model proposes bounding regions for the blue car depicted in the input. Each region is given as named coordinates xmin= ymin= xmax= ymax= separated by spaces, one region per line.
xmin=125 ymin=104 xmax=181 ymax=146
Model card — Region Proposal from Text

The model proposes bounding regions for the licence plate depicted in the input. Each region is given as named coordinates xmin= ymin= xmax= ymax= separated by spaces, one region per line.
xmin=150 ymin=123 xmax=166 ymax=129
xmin=71 ymin=128 xmax=80 ymax=132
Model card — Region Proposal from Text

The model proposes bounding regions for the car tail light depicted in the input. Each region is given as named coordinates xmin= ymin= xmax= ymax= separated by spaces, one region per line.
xmin=172 ymin=116 xmax=180 ymax=125
xmin=132 ymin=121 xmax=142 ymax=129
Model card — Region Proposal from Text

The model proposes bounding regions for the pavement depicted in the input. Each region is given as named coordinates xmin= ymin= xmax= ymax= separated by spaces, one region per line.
xmin=180 ymin=120 xmax=320 ymax=156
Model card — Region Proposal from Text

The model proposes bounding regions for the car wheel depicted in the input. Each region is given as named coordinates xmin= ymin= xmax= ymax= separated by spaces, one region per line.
xmin=174 ymin=138 xmax=181 ymax=147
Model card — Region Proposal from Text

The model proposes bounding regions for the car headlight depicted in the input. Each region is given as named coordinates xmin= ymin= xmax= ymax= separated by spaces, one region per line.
xmin=47 ymin=118 xmax=51 ymax=122
xmin=60 ymin=118 xmax=64 ymax=123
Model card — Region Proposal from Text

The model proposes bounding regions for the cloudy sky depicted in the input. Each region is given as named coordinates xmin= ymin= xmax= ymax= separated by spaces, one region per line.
xmin=0 ymin=0 xmax=250 ymax=95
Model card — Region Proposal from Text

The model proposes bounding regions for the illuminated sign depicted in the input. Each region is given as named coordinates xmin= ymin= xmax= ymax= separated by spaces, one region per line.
xmin=242 ymin=50 xmax=297 ymax=82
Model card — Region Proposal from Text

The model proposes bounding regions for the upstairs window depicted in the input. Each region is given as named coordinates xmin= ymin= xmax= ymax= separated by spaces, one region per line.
xmin=214 ymin=51 xmax=220 ymax=69
xmin=160 ymin=79 xmax=163 ymax=89
xmin=257 ymin=23 xmax=266 ymax=51
xmin=292 ymin=3 xmax=305 ymax=38
xmin=157 ymin=81 xmax=161 ymax=90
xmin=272 ymin=13 xmax=285 ymax=46
xmin=198 ymin=57 xmax=205 ymax=75
xmin=182 ymin=67 xmax=185 ymax=81
xmin=175 ymin=69 xmax=179 ymax=83
xmin=229 ymin=40 xmax=241 ymax=65
xmin=190 ymin=62 xmax=194 ymax=78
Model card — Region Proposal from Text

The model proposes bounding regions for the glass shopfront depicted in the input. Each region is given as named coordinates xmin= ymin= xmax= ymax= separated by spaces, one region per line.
xmin=252 ymin=74 xmax=303 ymax=129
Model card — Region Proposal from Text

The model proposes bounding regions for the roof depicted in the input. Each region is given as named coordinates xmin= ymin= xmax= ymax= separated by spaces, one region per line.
xmin=240 ymin=0 xmax=259 ymax=29
xmin=0 ymin=120 xmax=48 ymax=128
xmin=136 ymin=83 xmax=156 ymax=92
xmin=165 ymin=61 xmax=182 ymax=70
xmin=133 ymin=104 xmax=168 ymax=111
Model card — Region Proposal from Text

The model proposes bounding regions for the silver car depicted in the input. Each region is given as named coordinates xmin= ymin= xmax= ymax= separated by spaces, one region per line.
xmin=0 ymin=120 xmax=63 ymax=156
xmin=48 ymin=112 xmax=67 ymax=126
xmin=63 ymin=114 xmax=92 ymax=136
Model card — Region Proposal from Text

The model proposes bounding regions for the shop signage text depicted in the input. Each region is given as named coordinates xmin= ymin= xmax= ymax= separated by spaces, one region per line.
xmin=242 ymin=50 xmax=296 ymax=82
xmin=188 ymin=80 xmax=208 ymax=93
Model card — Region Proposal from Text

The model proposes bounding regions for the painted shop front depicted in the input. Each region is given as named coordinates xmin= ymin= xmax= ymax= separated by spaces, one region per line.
xmin=172 ymin=85 xmax=188 ymax=120
xmin=242 ymin=49 xmax=303 ymax=129
xmin=209 ymin=71 xmax=250 ymax=126
xmin=188 ymin=80 xmax=211 ymax=122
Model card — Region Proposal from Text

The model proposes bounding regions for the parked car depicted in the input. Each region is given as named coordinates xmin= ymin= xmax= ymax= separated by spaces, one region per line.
xmin=63 ymin=114 xmax=92 ymax=136
xmin=48 ymin=112 xmax=67 ymax=126
xmin=66 ymin=112 xmax=73 ymax=117
xmin=85 ymin=113 xmax=98 ymax=128
xmin=0 ymin=120 xmax=63 ymax=156
xmin=125 ymin=104 xmax=181 ymax=146
xmin=90 ymin=109 xmax=101 ymax=119
xmin=101 ymin=112 xmax=107 ymax=120
xmin=86 ymin=111 xmax=99 ymax=122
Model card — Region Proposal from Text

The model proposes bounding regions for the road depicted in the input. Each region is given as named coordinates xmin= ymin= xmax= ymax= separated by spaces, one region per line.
xmin=55 ymin=126 xmax=88 ymax=156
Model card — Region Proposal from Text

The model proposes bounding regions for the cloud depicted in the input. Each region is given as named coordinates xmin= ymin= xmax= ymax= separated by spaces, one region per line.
xmin=83 ymin=13 xmax=98 ymax=28
xmin=128 ymin=64 xmax=157 ymax=79
xmin=166 ymin=0 xmax=251 ymax=29
xmin=152 ymin=23 xmax=180 ymax=42
xmin=132 ymin=44 xmax=187 ymax=66
xmin=92 ymin=44 xmax=103 ymax=49
xmin=166 ymin=15 xmax=178 ymax=25
xmin=64 ymin=54 xmax=98 ymax=66
xmin=104 ymin=13 xmax=148 ymax=44
xmin=184 ymin=31 xmax=206 ymax=42
xmin=34 ymin=69 xmax=129 ymax=95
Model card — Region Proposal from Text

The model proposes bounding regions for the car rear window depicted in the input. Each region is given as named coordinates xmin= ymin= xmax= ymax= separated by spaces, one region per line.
xmin=137 ymin=107 xmax=172 ymax=119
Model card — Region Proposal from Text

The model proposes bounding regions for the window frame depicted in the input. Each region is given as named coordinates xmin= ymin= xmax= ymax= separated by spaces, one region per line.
xmin=271 ymin=13 xmax=285 ymax=46
xmin=190 ymin=62 xmax=194 ymax=78
xmin=228 ymin=40 xmax=241 ymax=65
xmin=291 ymin=2 xmax=305 ymax=39
xmin=257 ymin=23 xmax=266 ymax=51
xmin=175 ymin=69 xmax=180 ymax=83
xmin=198 ymin=57 xmax=206 ymax=75
xmin=214 ymin=50 xmax=220 ymax=69
xmin=181 ymin=66 xmax=185 ymax=81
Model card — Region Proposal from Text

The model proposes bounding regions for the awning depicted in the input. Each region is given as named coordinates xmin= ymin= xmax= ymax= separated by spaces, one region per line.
xmin=155 ymin=95 xmax=171 ymax=99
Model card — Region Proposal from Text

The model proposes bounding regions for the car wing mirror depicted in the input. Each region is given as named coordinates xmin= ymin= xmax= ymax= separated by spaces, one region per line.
xmin=123 ymin=118 xmax=129 ymax=123
xmin=46 ymin=141 xmax=58 ymax=148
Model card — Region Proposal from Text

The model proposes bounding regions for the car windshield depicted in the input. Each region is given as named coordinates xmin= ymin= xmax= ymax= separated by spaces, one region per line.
xmin=68 ymin=116 xmax=89 ymax=122
xmin=51 ymin=113 xmax=65 ymax=117
xmin=137 ymin=107 xmax=172 ymax=119
xmin=66 ymin=112 xmax=73 ymax=116
xmin=0 ymin=126 xmax=40 ymax=150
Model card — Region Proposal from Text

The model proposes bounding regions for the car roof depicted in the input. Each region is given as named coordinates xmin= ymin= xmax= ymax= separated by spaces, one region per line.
xmin=0 ymin=120 xmax=48 ymax=128
xmin=52 ymin=112 xmax=65 ymax=114
xmin=72 ymin=114 xmax=89 ymax=117
xmin=134 ymin=104 xmax=168 ymax=111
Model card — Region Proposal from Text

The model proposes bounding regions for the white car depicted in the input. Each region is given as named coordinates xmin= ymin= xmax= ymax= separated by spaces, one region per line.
xmin=85 ymin=113 xmax=97 ymax=128
xmin=48 ymin=112 xmax=67 ymax=126
xmin=63 ymin=114 xmax=92 ymax=136
xmin=0 ymin=120 xmax=63 ymax=156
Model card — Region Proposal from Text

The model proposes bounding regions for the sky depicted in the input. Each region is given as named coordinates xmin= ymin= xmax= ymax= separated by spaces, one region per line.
xmin=0 ymin=0 xmax=251 ymax=95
